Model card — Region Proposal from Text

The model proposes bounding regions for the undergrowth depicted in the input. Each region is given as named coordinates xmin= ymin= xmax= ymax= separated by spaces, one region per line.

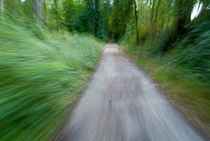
xmin=121 ymin=20 xmax=210 ymax=138
xmin=0 ymin=17 xmax=103 ymax=141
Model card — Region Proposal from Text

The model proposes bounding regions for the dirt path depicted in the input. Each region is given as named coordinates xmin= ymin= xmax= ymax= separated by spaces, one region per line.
xmin=57 ymin=44 xmax=204 ymax=141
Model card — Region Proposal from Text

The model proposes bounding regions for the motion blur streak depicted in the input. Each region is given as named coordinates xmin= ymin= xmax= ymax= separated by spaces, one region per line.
xmin=57 ymin=44 xmax=205 ymax=141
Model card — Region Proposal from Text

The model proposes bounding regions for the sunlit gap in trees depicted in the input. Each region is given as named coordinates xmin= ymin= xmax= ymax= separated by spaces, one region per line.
xmin=191 ymin=0 xmax=203 ymax=20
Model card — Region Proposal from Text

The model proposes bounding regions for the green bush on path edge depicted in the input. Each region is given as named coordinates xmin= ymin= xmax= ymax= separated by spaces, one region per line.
xmin=0 ymin=18 xmax=104 ymax=141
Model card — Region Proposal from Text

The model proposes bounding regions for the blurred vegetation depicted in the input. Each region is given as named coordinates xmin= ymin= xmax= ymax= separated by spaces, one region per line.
xmin=0 ymin=1 xmax=103 ymax=141
xmin=0 ymin=19 xmax=103 ymax=141
xmin=0 ymin=0 xmax=210 ymax=140
xmin=120 ymin=0 xmax=210 ymax=137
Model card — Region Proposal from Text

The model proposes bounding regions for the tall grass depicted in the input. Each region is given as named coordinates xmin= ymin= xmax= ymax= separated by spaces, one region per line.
xmin=0 ymin=17 xmax=103 ymax=141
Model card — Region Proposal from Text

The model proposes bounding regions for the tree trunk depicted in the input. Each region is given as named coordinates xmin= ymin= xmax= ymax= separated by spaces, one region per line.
xmin=150 ymin=0 xmax=156 ymax=35
xmin=34 ymin=0 xmax=43 ymax=24
xmin=133 ymin=0 xmax=139 ymax=44
xmin=154 ymin=0 xmax=161 ymax=25
xmin=54 ymin=0 xmax=59 ymax=30
xmin=175 ymin=0 xmax=193 ymax=36
xmin=94 ymin=0 xmax=100 ymax=36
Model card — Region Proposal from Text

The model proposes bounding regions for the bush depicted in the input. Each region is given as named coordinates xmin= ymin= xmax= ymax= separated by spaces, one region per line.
xmin=0 ymin=18 xmax=103 ymax=141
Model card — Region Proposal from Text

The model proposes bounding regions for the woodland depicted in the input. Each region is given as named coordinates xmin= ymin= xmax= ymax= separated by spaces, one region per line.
xmin=0 ymin=0 xmax=210 ymax=140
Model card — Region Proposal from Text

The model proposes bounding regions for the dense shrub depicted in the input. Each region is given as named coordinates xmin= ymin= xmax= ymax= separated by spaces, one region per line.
xmin=0 ymin=19 xmax=103 ymax=141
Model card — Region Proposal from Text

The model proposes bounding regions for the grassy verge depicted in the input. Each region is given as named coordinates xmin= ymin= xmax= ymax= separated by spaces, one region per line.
xmin=0 ymin=18 xmax=104 ymax=141
xmin=122 ymin=44 xmax=210 ymax=138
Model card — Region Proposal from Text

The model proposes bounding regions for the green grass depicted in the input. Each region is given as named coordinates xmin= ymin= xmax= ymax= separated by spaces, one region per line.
xmin=122 ymin=43 xmax=210 ymax=138
xmin=0 ymin=18 xmax=104 ymax=141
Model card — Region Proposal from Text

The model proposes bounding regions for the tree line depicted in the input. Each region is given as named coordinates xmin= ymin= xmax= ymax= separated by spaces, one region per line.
xmin=0 ymin=0 xmax=209 ymax=48
xmin=0 ymin=0 xmax=142 ymax=40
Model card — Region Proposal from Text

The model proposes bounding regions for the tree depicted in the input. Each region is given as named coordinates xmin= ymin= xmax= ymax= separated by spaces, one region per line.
xmin=109 ymin=0 xmax=133 ymax=40
xmin=94 ymin=0 xmax=100 ymax=36
xmin=175 ymin=0 xmax=195 ymax=36
xmin=133 ymin=0 xmax=139 ymax=43
xmin=34 ymin=0 xmax=43 ymax=24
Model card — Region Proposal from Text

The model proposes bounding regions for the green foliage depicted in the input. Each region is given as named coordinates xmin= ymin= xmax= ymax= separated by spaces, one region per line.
xmin=121 ymin=0 xmax=210 ymax=83
xmin=121 ymin=0 xmax=210 ymax=136
xmin=1 ymin=0 xmax=210 ymax=139
xmin=168 ymin=21 xmax=210 ymax=83
xmin=0 ymin=17 xmax=103 ymax=141
xmin=108 ymin=0 xmax=134 ymax=40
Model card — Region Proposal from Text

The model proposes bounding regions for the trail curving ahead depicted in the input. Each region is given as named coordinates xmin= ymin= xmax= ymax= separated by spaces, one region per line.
xmin=57 ymin=44 xmax=205 ymax=141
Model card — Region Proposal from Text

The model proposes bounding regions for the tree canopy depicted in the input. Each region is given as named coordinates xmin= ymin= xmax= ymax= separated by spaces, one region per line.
xmin=1 ymin=0 xmax=209 ymax=43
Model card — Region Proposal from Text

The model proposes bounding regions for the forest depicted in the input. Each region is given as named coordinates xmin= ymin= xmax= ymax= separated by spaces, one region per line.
xmin=0 ymin=0 xmax=210 ymax=140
